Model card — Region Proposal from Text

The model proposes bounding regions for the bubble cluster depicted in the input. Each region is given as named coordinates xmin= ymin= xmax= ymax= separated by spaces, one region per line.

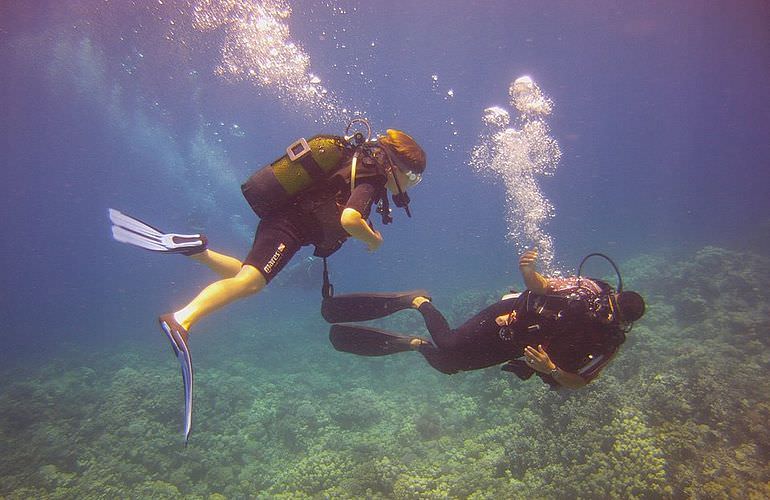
xmin=510 ymin=75 xmax=553 ymax=117
xmin=481 ymin=106 xmax=510 ymax=128
xmin=470 ymin=76 xmax=562 ymax=272
xmin=192 ymin=0 xmax=346 ymax=123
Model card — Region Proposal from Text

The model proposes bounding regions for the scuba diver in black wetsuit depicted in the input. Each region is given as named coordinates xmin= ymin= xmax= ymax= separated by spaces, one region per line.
xmin=325 ymin=250 xmax=646 ymax=390
xmin=108 ymin=119 xmax=427 ymax=443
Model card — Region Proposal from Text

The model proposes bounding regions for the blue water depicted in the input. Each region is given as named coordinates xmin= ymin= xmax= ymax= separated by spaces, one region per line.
xmin=1 ymin=1 xmax=769 ymax=497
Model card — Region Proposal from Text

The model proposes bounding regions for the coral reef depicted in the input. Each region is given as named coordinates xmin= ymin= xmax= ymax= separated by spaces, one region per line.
xmin=1 ymin=246 xmax=769 ymax=498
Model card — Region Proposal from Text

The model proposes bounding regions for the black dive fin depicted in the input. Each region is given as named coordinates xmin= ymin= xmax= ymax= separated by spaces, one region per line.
xmin=329 ymin=324 xmax=420 ymax=356
xmin=321 ymin=290 xmax=430 ymax=323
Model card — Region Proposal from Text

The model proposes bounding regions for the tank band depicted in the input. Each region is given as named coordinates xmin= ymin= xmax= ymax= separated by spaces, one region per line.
xmin=299 ymin=154 xmax=326 ymax=182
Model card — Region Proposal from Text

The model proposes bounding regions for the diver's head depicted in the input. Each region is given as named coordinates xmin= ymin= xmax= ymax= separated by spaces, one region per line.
xmin=378 ymin=129 xmax=426 ymax=192
xmin=616 ymin=291 xmax=646 ymax=323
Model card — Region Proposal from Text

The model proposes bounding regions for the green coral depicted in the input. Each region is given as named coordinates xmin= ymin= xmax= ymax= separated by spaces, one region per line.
xmin=581 ymin=409 xmax=668 ymax=498
xmin=271 ymin=448 xmax=354 ymax=495
xmin=392 ymin=469 xmax=451 ymax=499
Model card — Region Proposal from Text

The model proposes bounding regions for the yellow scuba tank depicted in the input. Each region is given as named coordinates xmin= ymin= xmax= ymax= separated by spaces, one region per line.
xmin=241 ymin=134 xmax=352 ymax=218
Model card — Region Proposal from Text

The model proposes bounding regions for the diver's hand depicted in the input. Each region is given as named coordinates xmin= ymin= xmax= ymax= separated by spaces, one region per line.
xmin=367 ymin=230 xmax=383 ymax=252
xmin=519 ymin=249 xmax=539 ymax=270
xmin=519 ymin=249 xmax=549 ymax=294
xmin=495 ymin=311 xmax=516 ymax=326
xmin=524 ymin=344 xmax=556 ymax=373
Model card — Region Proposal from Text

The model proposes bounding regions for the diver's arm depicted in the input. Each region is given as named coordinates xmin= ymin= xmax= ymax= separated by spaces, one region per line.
xmin=524 ymin=344 xmax=588 ymax=389
xmin=519 ymin=249 xmax=550 ymax=294
xmin=341 ymin=208 xmax=383 ymax=251
xmin=548 ymin=367 xmax=588 ymax=389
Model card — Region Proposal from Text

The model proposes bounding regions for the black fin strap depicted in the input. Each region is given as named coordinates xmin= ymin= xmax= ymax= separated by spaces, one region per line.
xmin=322 ymin=257 xmax=334 ymax=298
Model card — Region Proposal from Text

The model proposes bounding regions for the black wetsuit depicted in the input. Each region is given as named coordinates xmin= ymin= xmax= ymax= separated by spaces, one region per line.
xmin=414 ymin=290 xmax=624 ymax=385
xmin=415 ymin=299 xmax=522 ymax=373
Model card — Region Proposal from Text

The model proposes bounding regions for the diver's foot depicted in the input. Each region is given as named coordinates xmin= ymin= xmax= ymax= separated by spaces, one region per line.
xmin=412 ymin=296 xmax=431 ymax=309
xmin=387 ymin=289 xmax=430 ymax=310
xmin=179 ymin=234 xmax=208 ymax=256
xmin=158 ymin=313 xmax=190 ymax=357
xmin=409 ymin=337 xmax=430 ymax=349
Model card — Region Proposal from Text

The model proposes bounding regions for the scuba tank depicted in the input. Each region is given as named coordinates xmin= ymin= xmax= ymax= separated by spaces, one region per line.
xmin=508 ymin=253 xmax=626 ymax=335
xmin=241 ymin=120 xmax=375 ymax=218
xmin=241 ymin=134 xmax=353 ymax=218
xmin=241 ymin=118 xmax=413 ymax=225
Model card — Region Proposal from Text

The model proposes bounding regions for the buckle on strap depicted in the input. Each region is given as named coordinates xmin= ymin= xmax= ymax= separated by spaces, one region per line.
xmin=287 ymin=137 xmax=311 ymax=161
xmin=287 ymin=137 xmax=325 ymax=181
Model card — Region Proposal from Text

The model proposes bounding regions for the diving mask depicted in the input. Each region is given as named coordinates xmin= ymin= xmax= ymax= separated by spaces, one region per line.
xmin=401 ymin=168 xmax=422 ymax=188
xmin=382 ymin=145 xmax=423 ymax=188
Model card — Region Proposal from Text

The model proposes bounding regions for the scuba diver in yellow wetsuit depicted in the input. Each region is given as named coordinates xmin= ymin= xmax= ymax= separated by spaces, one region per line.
xmin=109 ymin=120 xmax=426 ymax=443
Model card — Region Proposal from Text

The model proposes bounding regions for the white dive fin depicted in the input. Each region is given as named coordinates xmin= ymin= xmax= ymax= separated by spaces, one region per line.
xmin=108 ymin=208 xmax=207 ymax=254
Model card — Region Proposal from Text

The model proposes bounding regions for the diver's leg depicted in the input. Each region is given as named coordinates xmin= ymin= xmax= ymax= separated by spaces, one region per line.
xmin=409 ymin=301 xmax=476 ymax=374
xmin=157 ymin=263 xmax=266 ymax=444
xmin=173 ymin=214 xmax=303 ymax=331
xmin=174 ymin=265 xmax=266 ymax=330
xmin=413 ymin=299 xmax=454 ymax=347
xmin=189 ymin=249 xmax=244 ymax=278
xmin=415 ymin=342 xmax=460 ymax=374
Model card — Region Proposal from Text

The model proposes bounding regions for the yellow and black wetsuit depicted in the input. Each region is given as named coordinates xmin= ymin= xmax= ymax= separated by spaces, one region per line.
xmin=242 ymin=153 xmax=386 ymax=282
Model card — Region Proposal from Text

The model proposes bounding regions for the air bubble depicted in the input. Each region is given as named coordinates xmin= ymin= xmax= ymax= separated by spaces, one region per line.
xmin=470 ymin=76 xmax=562 ymax=272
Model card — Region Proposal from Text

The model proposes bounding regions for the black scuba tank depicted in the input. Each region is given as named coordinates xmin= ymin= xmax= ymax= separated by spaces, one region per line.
xmin=241 ymin=134 xmax=352 ymax=218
